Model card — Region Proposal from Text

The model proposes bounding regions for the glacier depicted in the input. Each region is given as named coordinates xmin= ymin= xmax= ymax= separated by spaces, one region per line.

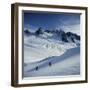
xmin=23 ymin=29 xmax=80 ymax=77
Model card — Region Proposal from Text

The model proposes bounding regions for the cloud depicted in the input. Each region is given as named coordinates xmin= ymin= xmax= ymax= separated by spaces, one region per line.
xmin=55 ymin=18 xmax=80 ymax=35
xmin=56 ymin=24 xmax=80 ymax=35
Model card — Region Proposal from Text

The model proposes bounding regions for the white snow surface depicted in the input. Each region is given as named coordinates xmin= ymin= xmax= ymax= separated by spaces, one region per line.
xmin=24 ymin=33 xmax=77 ymax=63
xmin=24 ymin=33 xmax=80 ymax=77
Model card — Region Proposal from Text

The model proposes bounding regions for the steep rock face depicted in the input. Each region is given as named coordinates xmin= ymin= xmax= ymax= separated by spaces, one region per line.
xmin=35 ymin=27 xmax=44 ymax=35
xmin=24 ymin=29 xmax=31 ymax=34
xmin=66 ymin=32 xmax=80 ymax=42
xmin=59 ymin=30 xmax=68 ymax=42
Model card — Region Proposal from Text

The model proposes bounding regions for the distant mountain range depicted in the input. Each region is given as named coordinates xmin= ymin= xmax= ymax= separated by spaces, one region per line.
xmin=24 ymin=28 xmax=80 ymax=44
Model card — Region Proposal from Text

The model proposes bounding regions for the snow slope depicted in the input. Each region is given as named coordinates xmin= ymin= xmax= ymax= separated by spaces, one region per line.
xmin=24 ymin=47 xmax=80 ymax=77
xmin=24 ymin=34 xmax=77 ymax=63
xmin=24 ymin=30 xmax=80 ymax=77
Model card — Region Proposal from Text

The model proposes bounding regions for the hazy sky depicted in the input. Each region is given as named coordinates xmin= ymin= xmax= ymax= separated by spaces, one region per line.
xmin=24 ymin=11 xmax=80 ymax=35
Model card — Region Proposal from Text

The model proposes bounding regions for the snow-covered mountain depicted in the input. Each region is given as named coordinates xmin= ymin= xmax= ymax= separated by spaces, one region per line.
xmin=24 ymin=28 xmax=80 ymax=77
xmin=24 ymin=29 xmax=80 ymax=44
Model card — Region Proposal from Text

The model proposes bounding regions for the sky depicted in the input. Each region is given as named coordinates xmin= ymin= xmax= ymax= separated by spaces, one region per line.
xmin=24 ymin=11 xmax=80 ymax=35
